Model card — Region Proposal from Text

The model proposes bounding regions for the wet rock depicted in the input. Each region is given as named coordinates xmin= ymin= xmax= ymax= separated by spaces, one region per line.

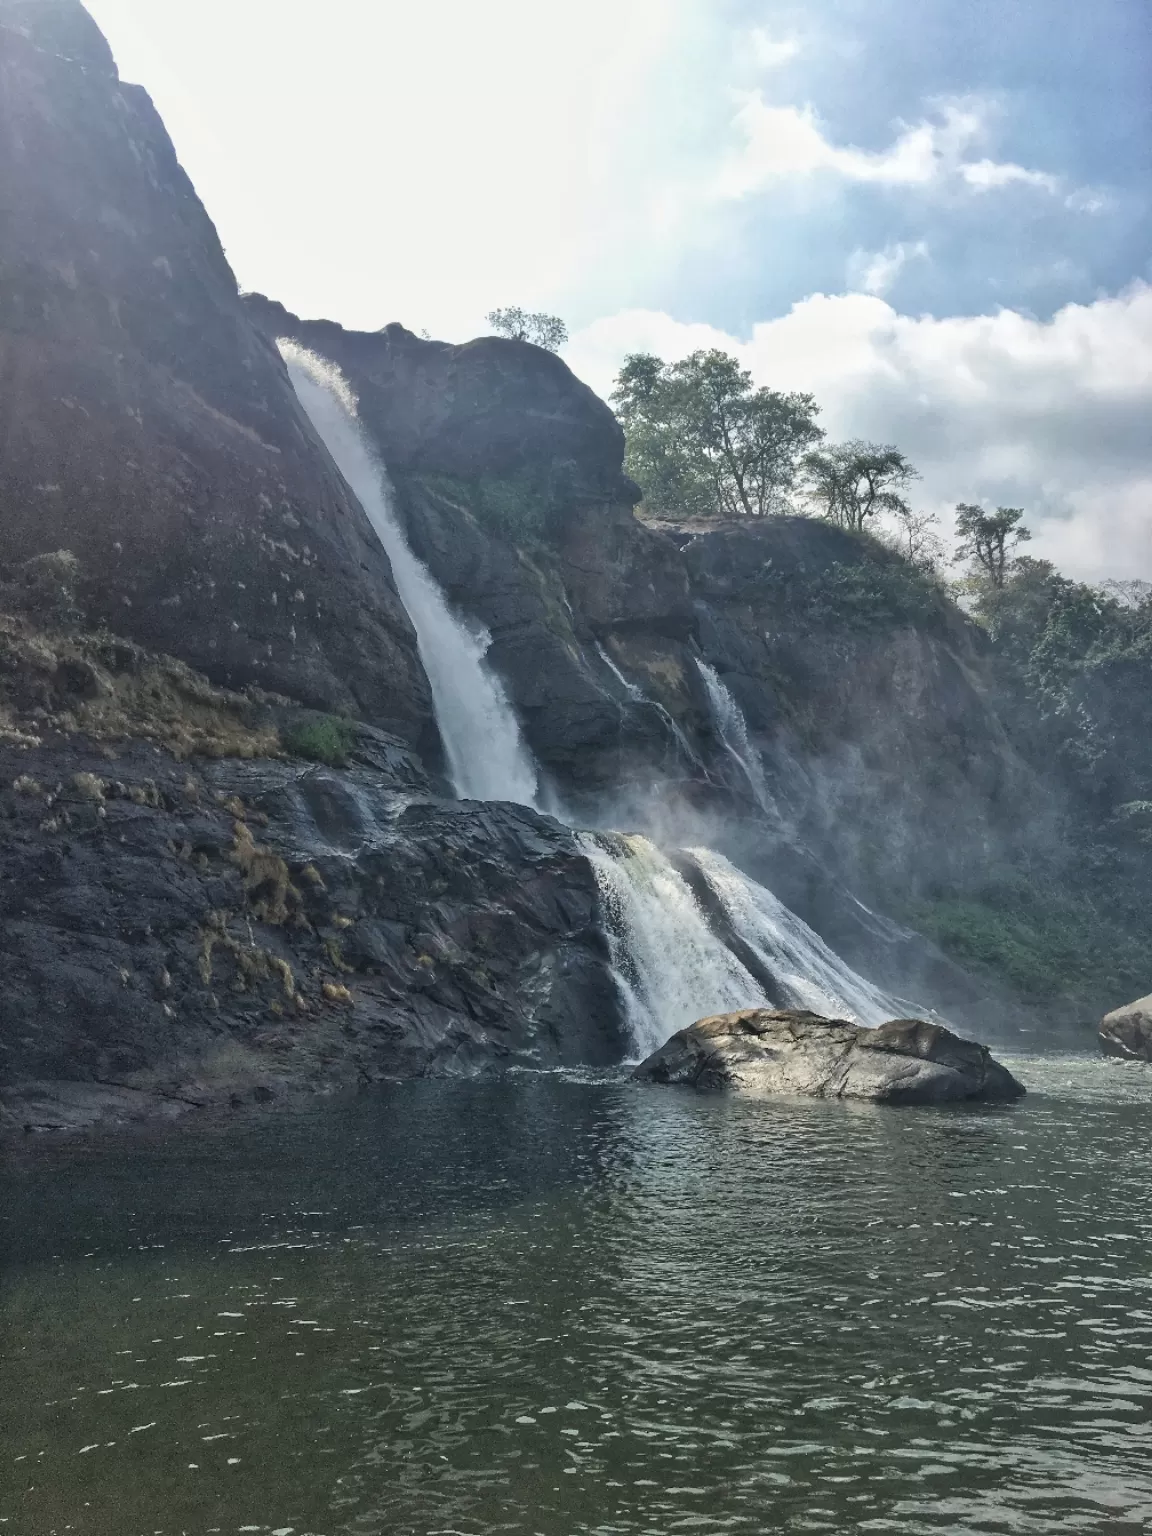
xmin=633 ymin=1009 xmax=1025 ymax=1104
xmin=0 ymin=728 xmax=629 ymax=1135
xmin=1099 ymin=995 xmax=1152 ymax=1061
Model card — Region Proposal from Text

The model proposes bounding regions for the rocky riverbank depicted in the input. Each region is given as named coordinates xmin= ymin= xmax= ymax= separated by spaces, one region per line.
xmin=0 ymin=603 xmax=625 ymax=1134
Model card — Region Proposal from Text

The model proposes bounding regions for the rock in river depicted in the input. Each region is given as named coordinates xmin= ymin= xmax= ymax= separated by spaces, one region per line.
xmin=633 ymin=1009 xmax=1025 ymax=1104
xmin=1099 ymin=995 xmax=1152 ymax=1062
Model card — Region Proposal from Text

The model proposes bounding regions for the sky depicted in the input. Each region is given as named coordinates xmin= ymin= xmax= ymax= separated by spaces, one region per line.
xmin=84 ymin=0 xmax=1152 ymax=579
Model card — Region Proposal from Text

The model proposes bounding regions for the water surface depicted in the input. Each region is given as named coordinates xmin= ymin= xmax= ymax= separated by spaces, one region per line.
xmin=3 ymin=1055 xmax=1151 ymax=1535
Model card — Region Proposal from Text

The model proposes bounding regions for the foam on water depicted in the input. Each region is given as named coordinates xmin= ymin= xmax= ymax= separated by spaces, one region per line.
xmin=580 ymin=831 xmax=766 ymax=1057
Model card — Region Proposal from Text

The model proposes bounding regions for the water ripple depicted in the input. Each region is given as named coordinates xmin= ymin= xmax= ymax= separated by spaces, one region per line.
xmin=2 ymin=1054 xmax=1151 ymax=1535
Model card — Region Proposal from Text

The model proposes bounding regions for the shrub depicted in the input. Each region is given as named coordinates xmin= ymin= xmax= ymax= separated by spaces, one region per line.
xmin=748 ymin=543 xmax=947 ymax=633
xmin=281 ymin=714 xmax=357 ymax=767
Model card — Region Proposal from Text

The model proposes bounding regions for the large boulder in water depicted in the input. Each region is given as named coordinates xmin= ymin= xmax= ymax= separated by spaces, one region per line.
xmin=1099 ymin=995 xmax=1152 ymax=1061
xmin=633 ymin=1009 xmax=1025 ymax=1104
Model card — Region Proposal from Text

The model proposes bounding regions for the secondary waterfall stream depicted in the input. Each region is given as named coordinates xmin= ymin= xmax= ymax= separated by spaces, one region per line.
xmin=283 ymin=343 xmax=904 ymax=1056
xmin=696 ymin=658 xmax=780 ymax=823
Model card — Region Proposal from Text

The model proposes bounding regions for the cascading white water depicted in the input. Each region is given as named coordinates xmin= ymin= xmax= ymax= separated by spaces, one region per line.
xmin=580 ymin=832 xmax=766 ymax=1058
xmin=696 ymin=659 xmax=778 ymax=823
xmin=280 ymin=342 xmax=539 ymax=808
xmin=688 ymin=848 xmax=901 ymax=1027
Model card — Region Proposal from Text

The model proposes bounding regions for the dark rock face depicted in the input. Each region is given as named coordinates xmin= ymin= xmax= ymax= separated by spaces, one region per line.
xmin=1099 ymin=995 xmax=1152 ymax=1061
xmin=244 ymin=297 xmax=635 ymax=502
xmin=679 ymin=516 xmax=1053 ymax=889
xmin=247 ymin=301 xmax=1055 ymax=923
xmin=633 ymin=1009 xmax=1025 ymax=1104
xmin=0 ymin=1 xmax=434 ymax=740
xmin=244 ymin=298 xmax=698 ymax=793
xmin=0 ymin=731 xmax=627 ymax=1134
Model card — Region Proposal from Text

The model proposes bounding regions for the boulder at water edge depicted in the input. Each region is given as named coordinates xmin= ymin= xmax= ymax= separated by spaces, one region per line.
xmin=1099 ymin=995 xmax=1152 ymax=1061
xmin=633 ymin=1009 xmax=1025 ymax=1104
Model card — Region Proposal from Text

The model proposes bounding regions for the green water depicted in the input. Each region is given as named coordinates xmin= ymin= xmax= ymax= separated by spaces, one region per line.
xmin=2 ymin=1056 xmax=1151 ymax=1536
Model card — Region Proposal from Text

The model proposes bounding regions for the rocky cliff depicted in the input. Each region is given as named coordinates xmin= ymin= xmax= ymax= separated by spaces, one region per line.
xmin=0 ymin=0 xmax=434 ymax=744
xmin=0 ymin=605 xmax=625 ymax=1132
xmin=245 ymin=299 xmax=1069 ymax=1016
xmin=0 ymin=2 xmax=1108 ymax=1133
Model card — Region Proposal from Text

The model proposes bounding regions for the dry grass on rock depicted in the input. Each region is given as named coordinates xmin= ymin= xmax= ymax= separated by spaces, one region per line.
xmin=0 ymin=610 xmax=281 ymax=760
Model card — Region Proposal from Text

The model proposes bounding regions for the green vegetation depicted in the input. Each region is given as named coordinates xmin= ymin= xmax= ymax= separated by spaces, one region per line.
xmin=781 ymin=545 xmax=946 ymax=631
xmin=486 ymin=307 xmax=568 ymax=352
xmin=281 ymin=714 xmax=357 ymax=767
xmin=954 ymin=503 xmax=1030 ymax=586
xmin=720 ymin=528 xmax=948 ymax=633
xmin=907 ymin=879 xmax=1148 ymax=1005
xmin=968 ymin=552 xmax=1152 ymax=821
xmin=801 ymin=441 xmax=919 ymax=533
xmin=612 ymin=350 xmax=823 ymax=519
xmin=905 ymin=533 xmax=1152 ymax=1006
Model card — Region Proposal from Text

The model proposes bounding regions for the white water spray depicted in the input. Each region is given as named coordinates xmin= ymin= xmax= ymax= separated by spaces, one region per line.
xmin=281 ymin=342 xmax=539 ymax=807
xmin=696 ymin=659 xmax=779 ymax=823
xmin=689 ymin=848 xmax=901 ymax=1027
xmin=581 ymin=832 xmax=766 ymax=1058
xmin=282 ymin=340 xmax=909 ymax=1058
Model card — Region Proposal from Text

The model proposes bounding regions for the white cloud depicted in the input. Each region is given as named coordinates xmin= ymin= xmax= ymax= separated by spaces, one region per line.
xmin=959 ymin=158 xmax=1058 ymax=192
xmin=84 ymin=0 xmax=700 ymax=337
xmin=848 ymin=240 xmax=930 ymax=296
xmin=1064 ymin=186 xmax=1113 ymax=214
xmin=746 ymin=27 xmax=800 ymax=69
xmin=717 ymin=94 xmax=1063 ymax=201
xmin=565 ymin=283 xmax=1152 ymax=581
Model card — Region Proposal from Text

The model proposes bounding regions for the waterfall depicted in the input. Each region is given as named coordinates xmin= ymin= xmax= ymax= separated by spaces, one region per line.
xmin=696 ymin=659 xmax=778 ymax=822
xmin=580 ymin=834 xmax=902 ymax=1059
xmin=580 ymin=832 xmax=766 ymax=1059
xmin=280 ymin=342 xmax=539 ymax=808
xmin=282 ymin=340 xmax=908 ymax=1064
xmin=688 ymin=848 xmax=901 ymax=1028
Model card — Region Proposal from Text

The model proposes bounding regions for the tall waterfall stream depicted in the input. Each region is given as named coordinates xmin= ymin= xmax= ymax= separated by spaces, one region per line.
xmin=283 ymin=344 xmax=539 ymax=808
xmin=283 ymin=343 xmax=903 ymax=1057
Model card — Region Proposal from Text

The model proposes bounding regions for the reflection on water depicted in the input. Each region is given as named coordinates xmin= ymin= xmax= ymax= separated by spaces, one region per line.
xmin=3 ymin=1055 xmax=1152 ymax=1536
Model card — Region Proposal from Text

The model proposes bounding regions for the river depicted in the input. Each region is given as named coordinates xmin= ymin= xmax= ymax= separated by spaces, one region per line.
xmin=3 ymin=1054 xmax=1151 ymax=1535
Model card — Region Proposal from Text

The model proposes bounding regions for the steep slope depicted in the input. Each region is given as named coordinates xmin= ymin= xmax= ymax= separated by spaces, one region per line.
xmin=243 ymin=319 xmax=1052 ymax=846
xmin=0 ymin=0 xmax=434 ymax=743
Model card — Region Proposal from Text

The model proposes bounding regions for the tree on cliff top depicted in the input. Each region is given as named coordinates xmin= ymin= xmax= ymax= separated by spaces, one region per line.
xmin=486 ymin=307 xmax=568 ymax=352
xmin=954 ymin=503 xmax=1031 ymax=588
xmin=611 ymin=350 xmax=823 ymax=518
xmin=801 ymin=441 xmax=919 ymax=534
